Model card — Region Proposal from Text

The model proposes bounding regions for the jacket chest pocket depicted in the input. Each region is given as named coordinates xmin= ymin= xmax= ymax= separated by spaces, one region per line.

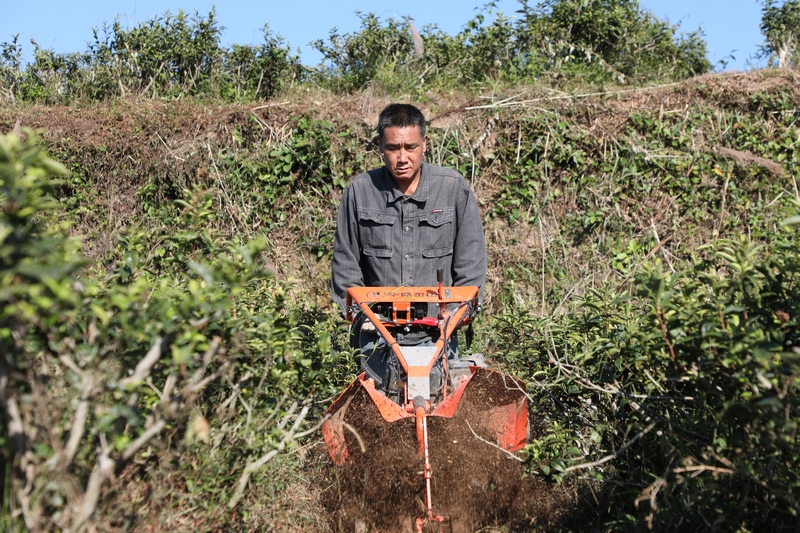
xmin=420 ymin=208 xmax=454 ymax=257
xmin=358 ymin=210 xmax=397 ymax=257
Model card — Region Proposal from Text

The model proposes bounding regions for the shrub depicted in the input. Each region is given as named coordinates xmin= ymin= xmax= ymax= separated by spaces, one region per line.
xmin=0 ymin=131 xmax=346 ymax=530
xmin=760 ymin=0 xmax=800 ymax=67
xmin=493 ymin=216 xmax=800 ymax=530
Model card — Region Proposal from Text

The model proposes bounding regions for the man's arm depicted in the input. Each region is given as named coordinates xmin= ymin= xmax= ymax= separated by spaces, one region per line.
xmin=451 ymin=182 xmax=487 ymax=301
xmin=331 ymin=185 xmax=365 ymax=315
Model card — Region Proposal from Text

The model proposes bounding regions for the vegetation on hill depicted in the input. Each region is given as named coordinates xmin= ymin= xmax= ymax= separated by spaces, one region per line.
xmin=1 ymin=0 xmax=711 ymax=104
xmin=1 ymin=1 xmax=800 ymax=531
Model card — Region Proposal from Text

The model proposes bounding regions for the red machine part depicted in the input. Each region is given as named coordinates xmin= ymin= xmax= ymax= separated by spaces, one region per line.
xmin=322 ymin=285 xmax=529 ymax=529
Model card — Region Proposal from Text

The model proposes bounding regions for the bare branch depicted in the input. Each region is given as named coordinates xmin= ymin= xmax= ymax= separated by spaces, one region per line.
xmin=465 ymin=420 xmax=524 ymax=462
xmin=59 ymin=354 xmax=85 ymax=378
xmin=120 ymin=336 xmax=165 ymax=387
xmin=121 ymin=418 xmax=167 ymax=461
xmin=17 ymin=453 xmax=36 ymax=531
xmin=293 ymin=414 xmax=330 ymax=440
xmin=190 ymin=336 xmax=221 ymax=386
xmin=227 ymin=397 xmax=314 ymax=509
xmin=288 ymin=400 xmax=312 ymax=434
xmin=72 ymin=435 xmax=115 ymax=533
xmin=227 ymin=447 xmax=283 ymax=509
xmin=187 ymin=360 xmax=232 ymax=394
xmin=547 ymin=352 xmax=694 ymax=401
xmin=157 ymin=374 xmax=175 ymax=401
xmin=218 ymin=380 xmax=241 ymax=411
xmin=563 ymin=422 xmax=657 ymax=474
xmin=62 ymin=373 xmax=95 ymax=467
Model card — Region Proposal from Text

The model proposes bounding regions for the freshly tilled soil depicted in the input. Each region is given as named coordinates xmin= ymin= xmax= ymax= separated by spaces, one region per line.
xmin=320 ymin=374 xmax=579 ymax=532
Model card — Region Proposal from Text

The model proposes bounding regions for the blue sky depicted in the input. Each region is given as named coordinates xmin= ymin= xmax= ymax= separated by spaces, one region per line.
xmin=2 ymin=1 xmax=766 ymax=72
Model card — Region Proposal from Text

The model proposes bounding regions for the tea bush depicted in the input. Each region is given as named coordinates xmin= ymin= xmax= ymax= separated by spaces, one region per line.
xmin=1 ymin=0 xmax=714 ymax=103
xmin=490 ymin=217 xmax=800 ymax=530
xmin=1 ymin=8 xmax=303 ymax=103
xmin=0 ymin=132 xmax=349 ymax=530
xmin=760 ymin=0 xmax=800 ymax=67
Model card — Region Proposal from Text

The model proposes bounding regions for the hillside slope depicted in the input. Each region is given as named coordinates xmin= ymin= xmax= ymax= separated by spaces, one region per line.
xmin=1 ymin=69 xmax=799 ymax=531
xmin=3 ymin=70 xmax=797 ymax=305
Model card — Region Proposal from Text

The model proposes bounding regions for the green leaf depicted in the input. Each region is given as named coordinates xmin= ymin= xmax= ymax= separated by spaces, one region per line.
xmin=780 ymin=215 xmax=800 ymax=227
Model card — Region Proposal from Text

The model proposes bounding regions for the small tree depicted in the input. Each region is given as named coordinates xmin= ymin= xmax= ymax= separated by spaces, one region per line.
xmin=760 ymin=0 xmax=800 ymax=67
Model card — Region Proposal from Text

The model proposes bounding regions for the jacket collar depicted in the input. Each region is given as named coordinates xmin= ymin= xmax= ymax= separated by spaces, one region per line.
xmin=385 ymin=162 xmax=429 ymax=204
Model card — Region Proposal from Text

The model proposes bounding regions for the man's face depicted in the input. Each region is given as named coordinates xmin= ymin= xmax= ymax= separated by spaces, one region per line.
xmin=380 ymin=125 xmax=427 ymax=192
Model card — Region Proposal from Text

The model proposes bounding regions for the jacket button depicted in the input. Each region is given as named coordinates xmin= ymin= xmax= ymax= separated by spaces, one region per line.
xmin=404 ymin=226 xmax=410 ymax=232
xmin=404 ymin=254 xmax=411 ymax=260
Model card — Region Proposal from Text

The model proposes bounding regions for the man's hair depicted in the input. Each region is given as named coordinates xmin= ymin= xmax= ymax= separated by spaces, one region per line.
xmin=377 ymin=103 xmax=426 ymax=141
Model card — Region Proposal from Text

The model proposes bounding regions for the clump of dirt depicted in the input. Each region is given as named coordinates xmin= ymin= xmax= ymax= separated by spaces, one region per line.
xmin=320 ymin=373 xmax=579 ymax=532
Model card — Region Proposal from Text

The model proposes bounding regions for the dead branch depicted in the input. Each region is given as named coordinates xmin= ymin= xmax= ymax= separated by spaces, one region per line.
xmin=672 ymin=464 xmax=735 ymax=476
xmin=227 ymin=398 xmax=313 ymax=509
xmin=341 ymin=421 xmax=366 ymax=454
xmin=62 ymin=373 xmax=95 ymax=467
xmin=465 ymin=420 xmax=524 ymax=462
xmin=466 ymin=81 xmax=685 ymax=110
xmin=251 ymin=101 xmax=290 ymax=111
xmin=563 ymin=422 xmax=657 ymax=473
xmin=715 ymin=146 xmax=784 ymax=177
xmin=119 ymin=336 xmax=166 ymax=387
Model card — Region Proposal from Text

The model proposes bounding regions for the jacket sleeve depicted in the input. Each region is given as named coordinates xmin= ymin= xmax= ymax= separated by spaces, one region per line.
xmin=331 ymin=185 xmax=364 ymax=315
xmin=451 ymin=181 xmax=487 ymax=303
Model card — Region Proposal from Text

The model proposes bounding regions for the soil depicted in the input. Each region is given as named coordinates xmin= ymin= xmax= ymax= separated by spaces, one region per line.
xmin=319 ymin=371 xmax=580 ymax=532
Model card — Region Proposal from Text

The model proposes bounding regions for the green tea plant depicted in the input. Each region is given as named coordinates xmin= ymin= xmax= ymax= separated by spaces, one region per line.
xmin=219 ymin=25 xmax=303 ymax=101
xmin=492 ymin=216 xmax=800 ymax=530
xmin=0 ymin=35 xmax=24 ymax=103
xmin=0 ymin=8 xmax=302 ymax=102
xmin=0 ymin=0 xmax=717 ymax=103
xmin=760 ymin=0 xmax=800 ymax=67
xmin=515 ymin=0 xmax=711 ymax=83
xmin=0 ymin=131 xmax=348 ymax=530
xmin=311 ymin=12 xmax=420 ymax=93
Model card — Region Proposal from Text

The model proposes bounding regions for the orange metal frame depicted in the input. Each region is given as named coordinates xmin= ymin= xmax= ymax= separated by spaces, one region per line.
xmin=346 ymin=285 xmax=479 ymax=402
xmin=328 ymin=285 xmax=527 ymax=531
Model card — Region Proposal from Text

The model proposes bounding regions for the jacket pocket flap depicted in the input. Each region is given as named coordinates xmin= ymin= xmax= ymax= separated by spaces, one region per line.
xmin=364 ymin=247 xmax=393 ymax=258
xmin=422 ymin=247 xmax=453 ymax=258
xmin=422 ymin=210 xmax=453 ymax=227
xmin=359 ymin=211 xmax=396 ymax=225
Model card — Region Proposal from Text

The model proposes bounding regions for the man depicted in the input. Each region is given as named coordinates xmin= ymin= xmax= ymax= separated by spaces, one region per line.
xmin=331 ymin=103 xmax=487 ymax=393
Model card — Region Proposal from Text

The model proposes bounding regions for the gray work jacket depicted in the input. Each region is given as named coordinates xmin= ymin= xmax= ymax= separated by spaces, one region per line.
xmin=331 ymin=162 xmax=487 ymax=315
